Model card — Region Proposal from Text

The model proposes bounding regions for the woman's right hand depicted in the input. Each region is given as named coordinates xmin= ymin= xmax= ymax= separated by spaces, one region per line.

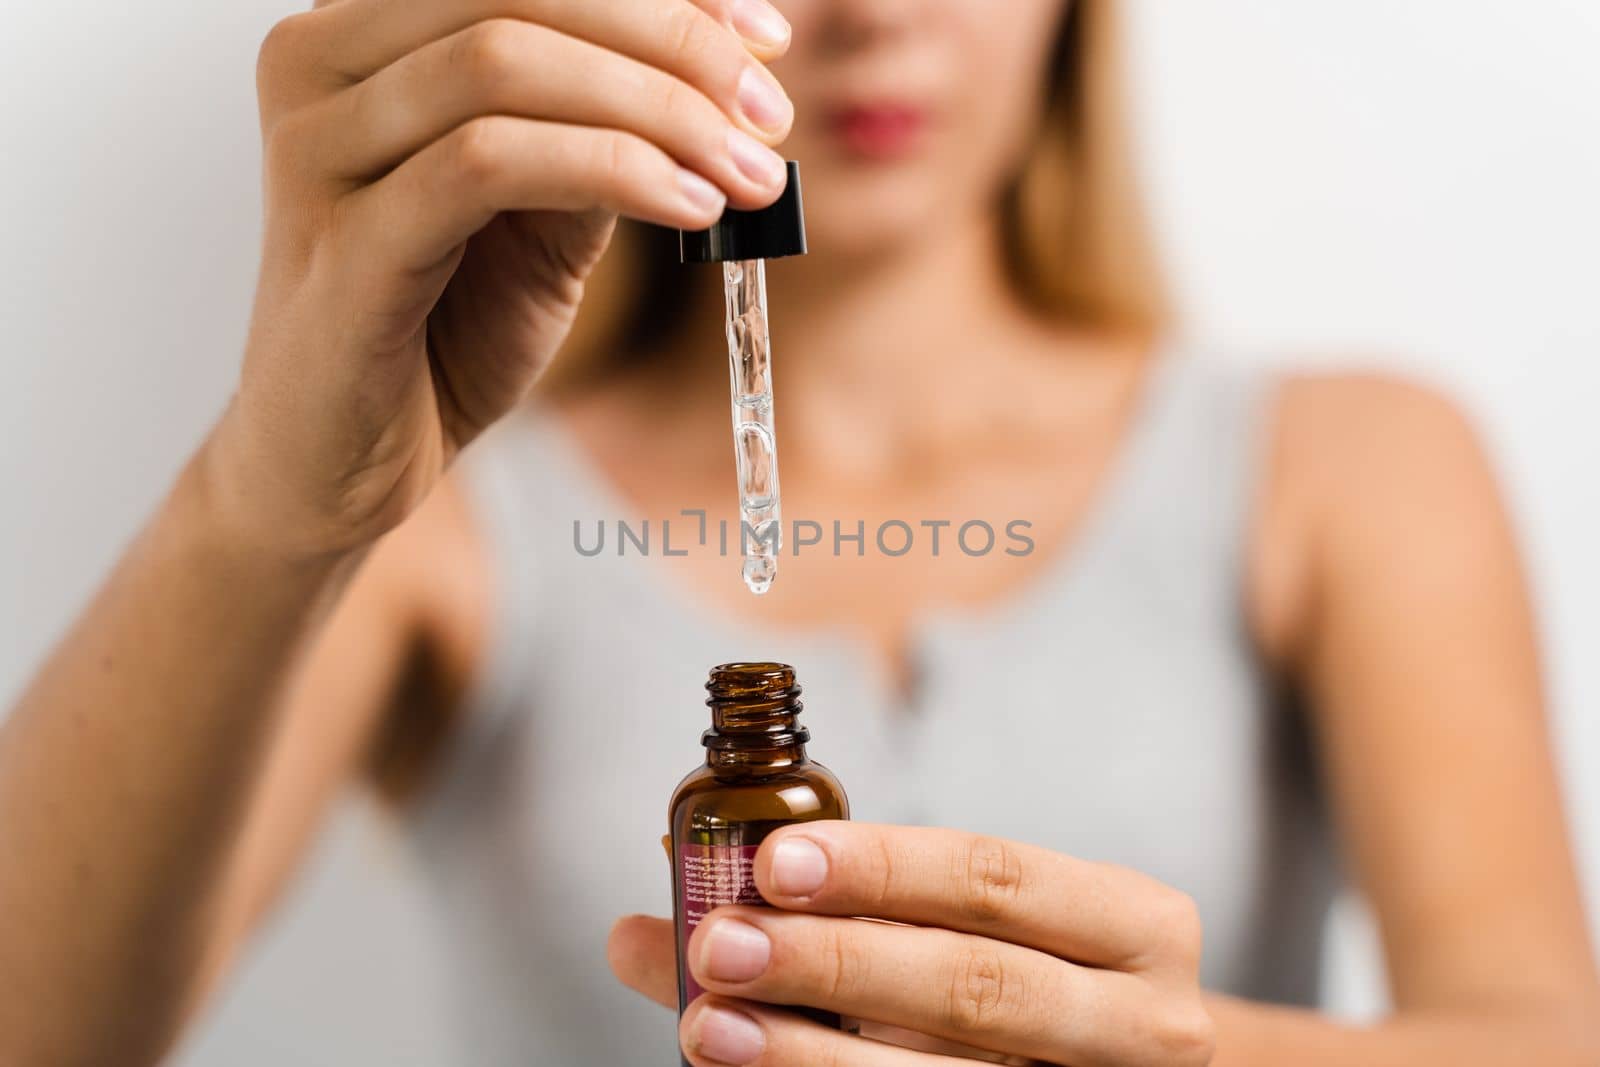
xmin=206 ymin=0 xmax=795 ymax=559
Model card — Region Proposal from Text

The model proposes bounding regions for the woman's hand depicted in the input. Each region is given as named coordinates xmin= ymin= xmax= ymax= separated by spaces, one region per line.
xmin=610 ymin=823 xmax=1215 ymax=1066
xmin=207 ymin=0 xmax=795 ymax=559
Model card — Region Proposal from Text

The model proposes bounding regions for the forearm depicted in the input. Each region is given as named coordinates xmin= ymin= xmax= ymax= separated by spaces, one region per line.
xmin=0 ymin=439 xmax=365 ymax=1065
xmin=1209 ymin=993 xmax=1600 ymax=1066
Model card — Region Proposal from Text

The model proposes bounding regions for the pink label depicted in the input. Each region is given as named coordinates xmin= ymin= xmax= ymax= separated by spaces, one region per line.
xmin=677 ymin=842 xmax=764 ymax=1003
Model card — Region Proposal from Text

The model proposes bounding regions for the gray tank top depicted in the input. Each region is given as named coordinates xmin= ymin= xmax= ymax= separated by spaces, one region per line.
xmin=408 ymin=351 xmax=1336 ymax=1064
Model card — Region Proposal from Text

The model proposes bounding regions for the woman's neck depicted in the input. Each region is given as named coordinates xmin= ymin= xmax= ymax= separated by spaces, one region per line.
xmin=675 ymin=210 xmax=1031 ymax=387
xmin=599 ymin=208 xmax=1147 ymax=494
xmin=663 ymin=212 xmax=1117 ymax=452
xmin=781 ymin=215 xmax=1019 ymax=378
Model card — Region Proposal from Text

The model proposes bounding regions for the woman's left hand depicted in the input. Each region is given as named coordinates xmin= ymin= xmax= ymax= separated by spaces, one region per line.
xmin=609 ymin=822 xmax=1215 ymax=1066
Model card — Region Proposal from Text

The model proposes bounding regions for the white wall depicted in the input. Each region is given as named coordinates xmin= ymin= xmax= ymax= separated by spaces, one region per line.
xmin=2 ymin=1 xmax=1596 ymax=1062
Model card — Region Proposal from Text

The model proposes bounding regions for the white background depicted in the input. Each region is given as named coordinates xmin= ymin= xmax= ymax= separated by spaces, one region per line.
xmin=1 ymin=1 xmax=1596 ymax=1062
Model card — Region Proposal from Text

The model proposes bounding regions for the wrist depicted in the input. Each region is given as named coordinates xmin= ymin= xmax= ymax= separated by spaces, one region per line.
xmin=176 ymin=412 xmax=371 ymax=581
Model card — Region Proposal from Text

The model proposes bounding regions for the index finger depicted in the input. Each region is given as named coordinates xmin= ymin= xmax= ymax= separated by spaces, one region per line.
xmin=753 ymin=823 xmax=1203 ymax=974
xmin=311 ymin=0 xmax=791 ymax=111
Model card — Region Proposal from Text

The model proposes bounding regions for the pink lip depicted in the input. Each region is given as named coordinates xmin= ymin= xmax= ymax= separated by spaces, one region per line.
xmin=826 ymin=104 xmax=929 ymax=162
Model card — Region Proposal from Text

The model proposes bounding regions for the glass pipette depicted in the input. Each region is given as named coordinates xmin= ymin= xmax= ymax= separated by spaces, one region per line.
xmin=724 ymin=258 xmax=780 ymax=593
xmin=680 ymin=162 xmax=807 ymax=595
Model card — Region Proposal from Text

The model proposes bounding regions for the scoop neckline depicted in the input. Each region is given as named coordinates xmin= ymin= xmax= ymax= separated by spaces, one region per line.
xmin=518 ymin=341 xmax=1182 ymax=701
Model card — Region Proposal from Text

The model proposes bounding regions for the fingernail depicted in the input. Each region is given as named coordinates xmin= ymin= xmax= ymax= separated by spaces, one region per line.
xmin=737 ymin=65 xmax=792 ymax=134
xmin=677 ymin=168 xmax=727 ymax=216
xmin=700 ymin=918 xmax=771 ymax=983
xmin=727 ymin=127 xmax=787 ymax=187
xmin=730 ymin=0 xmax=791 ymax=49
xmin=688 ymin=1005 xmax=766 ymax=1065
xmin=770 ymin=837 xmax=828 ymax=898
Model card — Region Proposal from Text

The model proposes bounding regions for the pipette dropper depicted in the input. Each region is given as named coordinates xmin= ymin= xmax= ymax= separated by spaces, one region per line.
xmin=681 ymin=162 xmax=807 ymax=595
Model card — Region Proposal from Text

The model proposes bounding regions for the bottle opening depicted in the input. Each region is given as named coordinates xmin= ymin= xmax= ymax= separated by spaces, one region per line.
xmin=704 ymin=662 xmax=807 ymax=745
xmin=707 ymin=662 xmax=797 ymax=701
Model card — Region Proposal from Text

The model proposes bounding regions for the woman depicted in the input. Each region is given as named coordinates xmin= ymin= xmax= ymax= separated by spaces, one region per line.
xmin=1 ymin=0 xmax=1595 ymax=1064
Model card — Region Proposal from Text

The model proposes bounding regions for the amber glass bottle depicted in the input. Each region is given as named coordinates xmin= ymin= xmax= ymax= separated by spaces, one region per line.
xmin=668 ymin=663 xmax=850 ymax=1051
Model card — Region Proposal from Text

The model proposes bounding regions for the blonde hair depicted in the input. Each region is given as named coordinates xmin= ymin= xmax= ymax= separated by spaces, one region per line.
xmin=545 ymin=0 xmax=1166 ymax=393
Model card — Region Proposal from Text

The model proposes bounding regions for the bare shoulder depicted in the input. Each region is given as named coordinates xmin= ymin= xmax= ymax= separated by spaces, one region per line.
xmin=364 ymin=473 xmax=490 ymax=632
xmin=1250 ymin=370 xmax=1513 ymax=666
xmin=354 ymin=473 xmax=494 ymax=802
xmin=1273 ymin=371 xmax=1493 ymax=492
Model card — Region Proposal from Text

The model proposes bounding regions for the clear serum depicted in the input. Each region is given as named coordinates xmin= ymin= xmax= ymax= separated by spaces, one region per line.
xmin=681 ymin=163 xmax=808 ymax=594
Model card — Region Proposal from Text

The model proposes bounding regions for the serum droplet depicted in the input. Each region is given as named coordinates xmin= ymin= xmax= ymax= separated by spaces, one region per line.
xmin=742 ymin=555 xmax=777 ymax=595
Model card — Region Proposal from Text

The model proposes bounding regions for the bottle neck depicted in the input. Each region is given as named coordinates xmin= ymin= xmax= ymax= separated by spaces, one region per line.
xmin=702 ymin=663 xmax=811 ymax=773
xmin=704 ymin=739 xmax=809 ymax=771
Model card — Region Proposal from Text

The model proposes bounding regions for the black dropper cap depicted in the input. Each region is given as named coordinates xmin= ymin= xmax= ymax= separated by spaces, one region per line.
xmin=680 ymin=161 xmax=807 ymax=263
